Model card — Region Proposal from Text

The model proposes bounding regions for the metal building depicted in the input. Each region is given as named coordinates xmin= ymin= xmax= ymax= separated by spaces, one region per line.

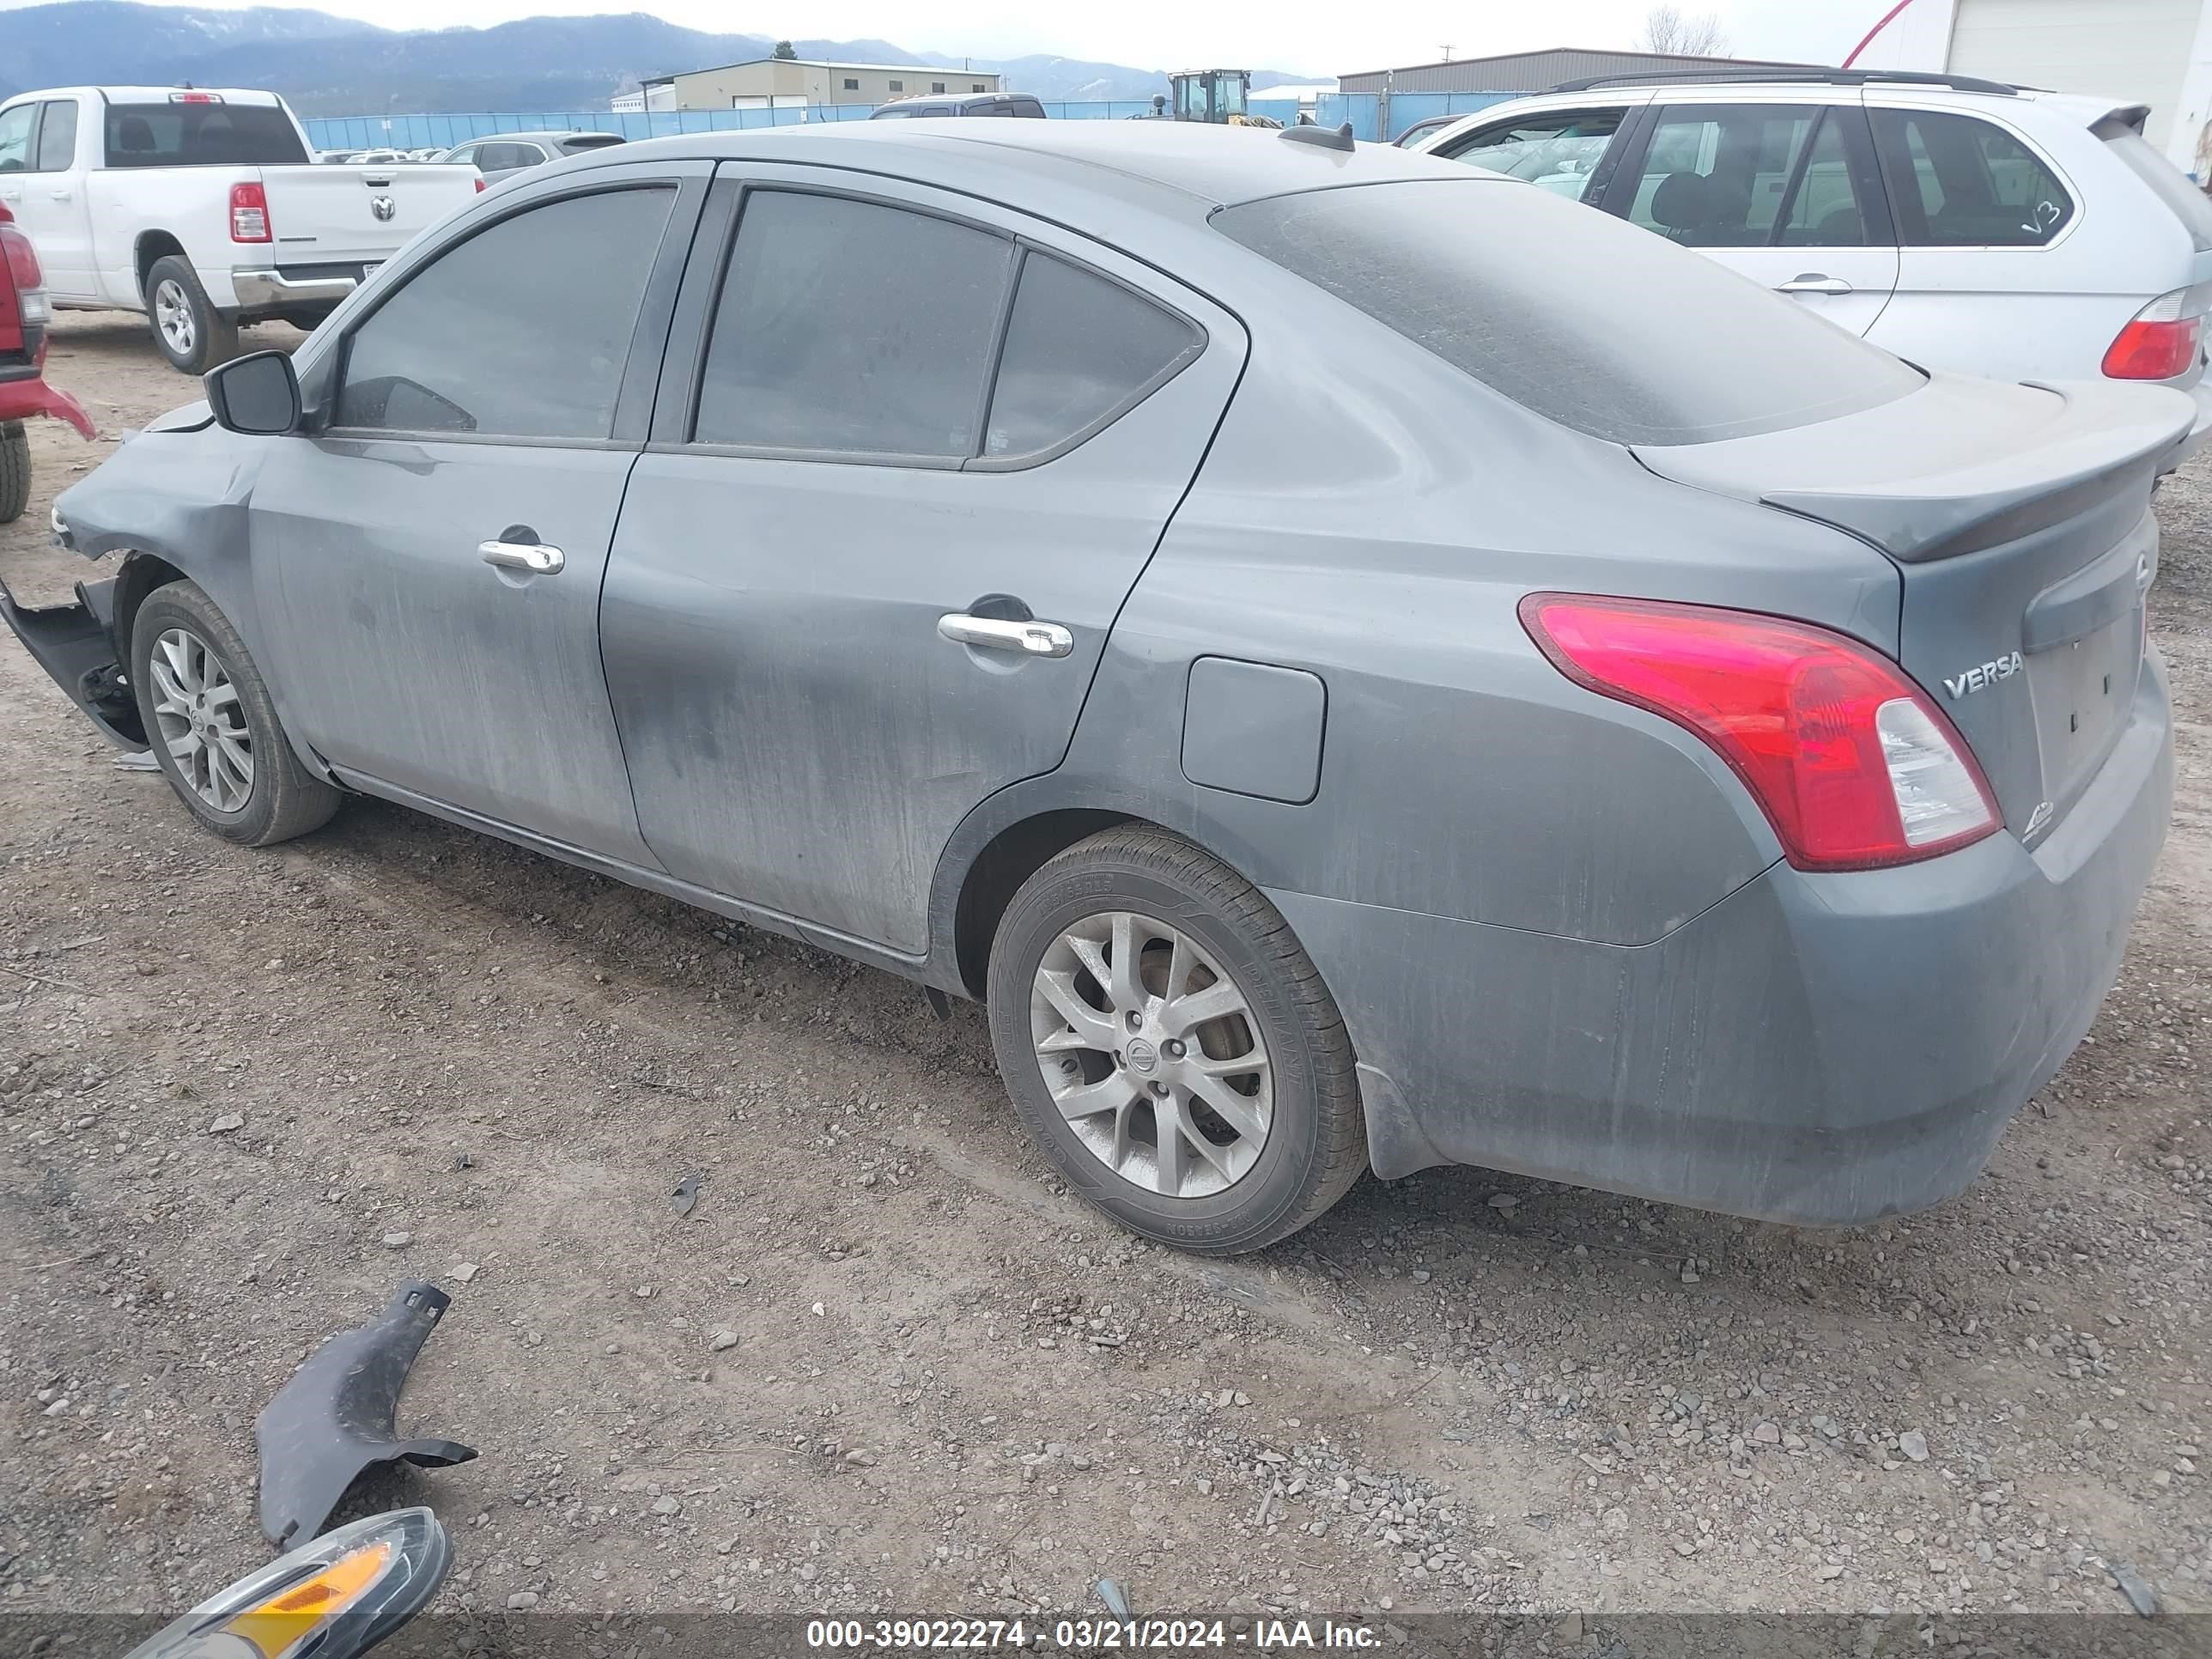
xmin=636 ymin=58 xmax=1002 ymax=113
xmin=1336 ymin=47 xmax=1818 ymax=97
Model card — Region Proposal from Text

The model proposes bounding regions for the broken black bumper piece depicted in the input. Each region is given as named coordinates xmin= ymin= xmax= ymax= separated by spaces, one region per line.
xmin=0 ymin=572 xmax=144 ymax=750
xmin=256 ymin=1279 xmax=477 ymax=1547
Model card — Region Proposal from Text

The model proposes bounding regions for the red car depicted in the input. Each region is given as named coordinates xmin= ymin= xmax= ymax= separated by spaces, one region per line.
xmin=0 ymin=203 xmax=94 ymax=523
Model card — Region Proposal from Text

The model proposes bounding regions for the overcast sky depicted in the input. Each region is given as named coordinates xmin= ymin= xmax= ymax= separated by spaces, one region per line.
xmin=9 ymin=0 xmax=1899 ymax=74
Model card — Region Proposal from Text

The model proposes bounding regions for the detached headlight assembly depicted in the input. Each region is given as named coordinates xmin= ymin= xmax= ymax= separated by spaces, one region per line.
xmin=123 ymin=1507 xmax=449 ymax=1659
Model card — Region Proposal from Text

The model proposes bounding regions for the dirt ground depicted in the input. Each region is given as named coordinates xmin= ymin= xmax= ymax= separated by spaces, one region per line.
xmin=3 ymin=312 xmax=2209 ymax=1632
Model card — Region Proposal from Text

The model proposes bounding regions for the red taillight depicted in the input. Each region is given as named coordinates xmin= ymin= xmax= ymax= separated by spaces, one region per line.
xmin=0 ymin=220 xmax=49 ymax=331
xmin=1519 ymin=594 xmax=2001 ymax=872
xmin=473 ymin=176 xmax=486 ymax=192
xmin=2103 ymin=289 xmax=2203 ymax=380
xmin=1 ymin=221 xmax=42 ymax=291
xmin=230 ymin=181 xmax=271 ymax=243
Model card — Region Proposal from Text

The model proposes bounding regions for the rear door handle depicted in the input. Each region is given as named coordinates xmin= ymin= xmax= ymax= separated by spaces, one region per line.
xmin=48 ymin=189 xmax=71 ymax=202
xmin=1777 ymin=274 xmax=1854 ymax=295
xmin=937 ymin=612 xmax=1073 ymax=658
xmin=478 ymin=538 xmax=564 ymax=574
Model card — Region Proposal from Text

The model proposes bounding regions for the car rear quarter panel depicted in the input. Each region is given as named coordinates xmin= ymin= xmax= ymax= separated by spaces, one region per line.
xmin=1054 ymin=276 xmax=1902 ymax=948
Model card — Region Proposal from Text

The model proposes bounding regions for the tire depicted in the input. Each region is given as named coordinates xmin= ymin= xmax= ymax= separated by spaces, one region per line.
xmin=0 ymin=422 xmax=27 ymax=525
xmin=144 ymin=255 xmax=239 ymax=374
xmin=987 ymin=826 xmax=1368 ymax=1254
xmin=130 ymin=579 xmax=340 ymax=846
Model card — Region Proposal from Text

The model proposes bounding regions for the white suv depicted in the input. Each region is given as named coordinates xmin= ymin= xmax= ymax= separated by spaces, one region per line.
xmin=1416 ymin=70 xmax=2212 ymax=454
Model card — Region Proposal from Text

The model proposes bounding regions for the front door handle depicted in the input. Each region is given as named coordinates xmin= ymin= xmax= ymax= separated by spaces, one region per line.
xmin=478 ymin=538 xmax=564 ymax=574
xmin=937 ymin=612 xmax=1073 ymax=658
xmin=1776 ymin=274 xmax=1854 ymax=295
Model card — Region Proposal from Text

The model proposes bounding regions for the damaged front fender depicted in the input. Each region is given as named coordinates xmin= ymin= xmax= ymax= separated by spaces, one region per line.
xmin=0 ymin=573 xmax=146 ymax=749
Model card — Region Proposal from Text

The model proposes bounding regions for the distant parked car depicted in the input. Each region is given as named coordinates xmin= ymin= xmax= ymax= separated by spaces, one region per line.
xmin=871 ymin=92 xmax=1045 ymax=119
xmin=15 ymin=121 xmax=2190 ymax=1255
xmin=435 ymin=131 xmax=626 ymax=185
xmin=1414 ymin=69 xmax=2212 ymax=458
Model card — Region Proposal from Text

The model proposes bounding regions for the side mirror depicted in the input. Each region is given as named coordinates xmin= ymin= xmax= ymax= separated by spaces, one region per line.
xmin=204 ymin=349 xmax=301 ymax=436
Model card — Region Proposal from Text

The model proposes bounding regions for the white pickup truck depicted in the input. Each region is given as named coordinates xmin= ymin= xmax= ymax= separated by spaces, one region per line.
xmin=0 ymin=87 xmax=480 ymax=372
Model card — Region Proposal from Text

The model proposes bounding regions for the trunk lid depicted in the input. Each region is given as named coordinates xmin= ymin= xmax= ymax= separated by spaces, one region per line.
xmin=1635 ymin=373 xmax=2191 ymax=842
xmin=258 ymin=164 xmax=479 ymax=265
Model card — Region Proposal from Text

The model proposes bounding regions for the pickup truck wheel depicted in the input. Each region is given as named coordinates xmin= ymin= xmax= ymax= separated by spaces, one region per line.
xmin=130 ymin=580 xmax=340 ymax=846
xmin=145 ymin=256 xmax=239 ymax=374
xmin=986 ymin=826 xmax=1369 ymax=1255
xmin=0 ymin=422 xmax=27 ymax=525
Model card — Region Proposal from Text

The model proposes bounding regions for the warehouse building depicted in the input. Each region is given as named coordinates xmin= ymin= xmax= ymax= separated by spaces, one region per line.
xmin=1845 ymin=0 xmax=2212 ymax=179
xmin=1336 ymin=46 xmax=1818 ymax=97
xmin=635 ymin=58 xmax=1001 ymax=113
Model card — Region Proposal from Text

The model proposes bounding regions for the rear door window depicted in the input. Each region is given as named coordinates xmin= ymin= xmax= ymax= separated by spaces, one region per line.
xmin=1438 ymin=108 xmax=1624 ymax=203
xmin=336 ymin=185 xmax=676 ymax=439
xmin=101 ymin=101 xmax=308 ymax=167
xmin=33 ymin=100 xmax=77 ymax=172
xmin=1870 ymin=108 xmax=2073 ymax=246
xmin=983 ymin=253 xmax=1201 ymax=459
xmin=1626 ymin=104 xmax=1881 ymax=246
xmin=694 ymin=190 xmax=1014 ymax=459
xmin=1215 ymin=179 xmax=1923 ymax=446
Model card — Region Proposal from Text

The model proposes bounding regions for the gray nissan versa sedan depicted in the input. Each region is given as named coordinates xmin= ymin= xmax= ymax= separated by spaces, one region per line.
xmin=2 ymin=122 xmax=2186 ymax=1253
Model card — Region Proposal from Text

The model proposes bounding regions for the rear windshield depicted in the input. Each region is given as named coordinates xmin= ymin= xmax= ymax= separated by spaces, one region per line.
xmin=105 ymin=102 xmax=308 ymax=168
xmin=1213 ymin=178 xmax=1923 ymax=446
xmin=2096 ymin=119 xmax=2212 ymax=252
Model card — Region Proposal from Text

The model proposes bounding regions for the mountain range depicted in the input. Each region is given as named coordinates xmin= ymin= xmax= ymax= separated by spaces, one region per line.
xmin=0 ymin=2 xmax=1318 ymax=112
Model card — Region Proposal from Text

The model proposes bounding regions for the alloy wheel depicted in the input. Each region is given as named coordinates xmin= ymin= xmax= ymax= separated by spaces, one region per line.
xmin=153 ymin=279 xmax=196 ymax=356
xmin=1028 ymin=909 xmax=1273 ymax=1199
xmin=149 ymin=626 xmax=253 ymax=811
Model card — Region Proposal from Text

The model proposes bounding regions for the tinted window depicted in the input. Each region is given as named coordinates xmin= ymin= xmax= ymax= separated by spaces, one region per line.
xmin=1871 ymin=108 xmax=2072 ymax=246
xmin=103 ymin=102 xmax=308 ymax=167
xmin=1629 ymin=104 xmax=1856 ymax=246
xmin=33 ymin=100 xmax=77 ymax=172
xmin=1215 ymin=179 xmax=1923 ymax=447
xmin=2096 ymin=119 xmax=2212 ymax=252
xmin=695 ymin=191 xmax=1014 ymax=458
xmin=0 ymin=103 xmax=39 ymax=172
xmin=871 ymin=106 xmax=915 ymax=118
xmin=985 ymin=254 xmax=1200 ymax=459
xmin=560 ymin=133 xmax=624 ymax=153
xmin=1443 ymin=108 xmax=1622 ymax=202
xmin=337 ymin=186 xmax=673 ymax=440
xmin=1774 ymin=113 xmax=1870 ymax=245
xmin=477 ymin=142 xmax=544 ymax=172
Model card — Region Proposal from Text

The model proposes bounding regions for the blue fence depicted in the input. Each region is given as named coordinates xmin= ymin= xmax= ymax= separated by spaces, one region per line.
xmin=304 ymin=89 xmax=1534 ymax=154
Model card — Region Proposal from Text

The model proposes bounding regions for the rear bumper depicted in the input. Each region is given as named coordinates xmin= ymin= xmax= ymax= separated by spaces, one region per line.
xmin=228 ymin=267 xmax=365 ymax=314
xmin=2177 ymin=377 xmax=2212 ymax=471
xmin=0 ymin=371 xmax=96 ymax=440
xmin=1276 ymin=653 xmax=2174 ymax=1225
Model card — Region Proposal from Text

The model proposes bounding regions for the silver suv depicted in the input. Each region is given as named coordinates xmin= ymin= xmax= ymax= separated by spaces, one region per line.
xmin=1419 ymin=68 xmax=2212 ymax=460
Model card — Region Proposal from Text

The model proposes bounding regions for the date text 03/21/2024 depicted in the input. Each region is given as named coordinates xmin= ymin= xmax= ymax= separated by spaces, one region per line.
xmin=803 ymin=1619 xmax=1383 ymax=1650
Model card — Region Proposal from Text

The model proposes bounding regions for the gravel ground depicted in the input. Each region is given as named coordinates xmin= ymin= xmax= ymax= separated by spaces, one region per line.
xmin=2 ymin=313 xmax=2207 ymax=1628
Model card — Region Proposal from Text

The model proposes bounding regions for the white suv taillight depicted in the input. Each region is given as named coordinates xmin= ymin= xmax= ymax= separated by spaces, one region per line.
xmin=1520 ymin=594 xmax=2002 ymax=872
xmin=230 ymin=181 xmax=272 ymax=243
xmin=1 ymin=221 xmax=50 ymax=326
xmin=2103 ymin=289 xmax=2205 ymax=380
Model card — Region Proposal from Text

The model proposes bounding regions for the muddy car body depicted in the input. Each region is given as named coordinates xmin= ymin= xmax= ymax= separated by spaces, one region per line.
xmin=2 ymin=122 xmax=2188 ymax=1252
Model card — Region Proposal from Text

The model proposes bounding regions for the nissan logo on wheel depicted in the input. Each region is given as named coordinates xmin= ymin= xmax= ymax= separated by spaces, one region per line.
xmin=369 ymin=196 xmax=397 ymax=222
